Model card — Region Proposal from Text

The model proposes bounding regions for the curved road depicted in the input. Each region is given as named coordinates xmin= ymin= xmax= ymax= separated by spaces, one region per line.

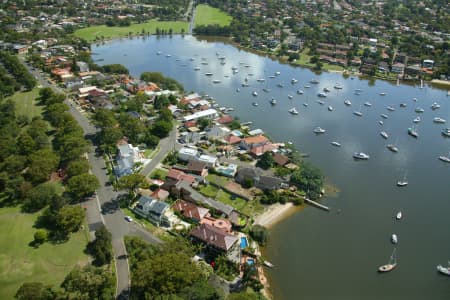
xmin=19 ymin=56 xmax=164 ymax=299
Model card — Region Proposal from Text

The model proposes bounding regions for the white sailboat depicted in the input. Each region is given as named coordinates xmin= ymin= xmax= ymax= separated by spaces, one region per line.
xmin=437 ymin=262 xmax=450 ymax=276
xmin=378 ymin=248 xmax=397 ymax=272
xmin=397 ymin=171 xmax=408 ymax=187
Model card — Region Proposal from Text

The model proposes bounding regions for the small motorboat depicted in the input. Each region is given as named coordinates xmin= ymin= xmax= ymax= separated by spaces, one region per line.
xmin=441 ymin=128 xmax=450 ymax=137
xmin=236 ymin=88 xmax=240 ymax=92
xmin=212 ymin=79 xmax=221 ymax=84
xmin=257 ymin=78 xmax=265 ymax=82
xmin=378 ymin=248 xmax=397 ymax=273
xmin=364 ymin=102 xmax=372 ymax=107
xmin=310 ymin=79 xmax=319 ymax=84
xmin=289 ymin=107 xmax=299 ymax=115
xmin=380 ymin=92 xmax=387 ymax=96
xmin=277 ymin=83 xmax=284 ymax=88
xmin=413 ymin=116 xmax=421 ymax=123
xmin=433 ymin=117 xmax=446 ymax=124
xmin=318 ymin=92 xmax=327 ymax=98
xmin=381 ymin=114 xmax=388 ymax=119
xmin=194 ymin=66 xmax=201 ymax=71
xmin=386 ymin=106 xmax=395 ymax=112
xmin=288 ymin=95 xmax=293 ymax=99
xmin=438 ymin=155 xmax=450 ymax=163
xmin=334 ymin=83 xmax=343 ymax=89
xmin=331 ymin=141 xmax=341 ymax=147
xmin=252 ymin=102 xmax=259 ymax=107
xmin=353 ymin=152 xmax=370 ymax=160
xmin=274 ymin=71 xmax=281 ymax=76
xmin=431 ymin=102 xmax=440 ymax=110
xmin=396 ymin=212 xmax=402 ymax=220
xmin=317 ymin=100 xmax=325 ymax=105
xmin=323 ymin=87 xmax=331 ymax=93
xmin=270 ymin=98 xmax=277 ymax=105
xmin=353 ymin=111 xmax=363 ymax=117
xmin=387 ymin=144 xmax=398 ymax=153
xmin=291 ymin=78 xmax=298 ymax=84
xmin=408 ymin=127 xmax=419 ymax=138
xmin=379 ymin=120 xmax=384 ymax=125
xmin=391 ymin=234 xmax=398 ymax=244
xmin=313 ymin=127 xmax=326 ymax=134
xmin=400 ymin=103 xmax=407 ymax=108
xmin=205 ymin=72 xmax=213 ymax=76
xmin=344 ymin=100 xmax=352 ymax=106
xmin=252 ymin=91 xmax=258 ymax=96
xmin=262 ymin=88 xmax=271 ymax=93
xmin=380 ymin=131 xmax=389 ymax=139
xmin=437 ymin=263 xmax=450 ymax=276
xmin=297 ymin=89 xmax=304 ymax=95
xmin=397 ymin=181 xmax=408 ymax=187
xmin=415 ymin=107 xmax=425 ymax=113
xmin=328 ymin=106 xmax=333 ymax=111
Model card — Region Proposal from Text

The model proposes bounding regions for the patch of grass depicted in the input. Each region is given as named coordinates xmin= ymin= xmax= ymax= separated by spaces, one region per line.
xmin=73 ymin=21 xmax=189 ymax=42
xmin=149 ymin=168 xmax=168 ymax=180
xmin=206 ymin=174 xmax=230 ymax=186
xmin=7 ymin=88 xmax=42 ymax=119
xmin=199 ymin=185 xmax=218 ymax=198
xmin=0 ymin=206 xmax=89 ymax=300
xmin=144 ymin=147 xmax=159 ymax=159
xmin=122 ymin=208 xmax=171 ymax=240
xmin=294 ymin=48 xmax=345 ymax=72
xmin=194 ymin=4 xmax=232 ymax=27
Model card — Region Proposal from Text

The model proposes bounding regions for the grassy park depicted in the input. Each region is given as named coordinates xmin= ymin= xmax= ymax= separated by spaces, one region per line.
xmin=0 ymin=206 xmax=89 ymax=299
xmin=7 ymin=88 xmax=42 ymax=119
xmin=74 ymin=21 xmax=189 ymax=41
xmin=194 ymin=4 xmax=232 ymax=27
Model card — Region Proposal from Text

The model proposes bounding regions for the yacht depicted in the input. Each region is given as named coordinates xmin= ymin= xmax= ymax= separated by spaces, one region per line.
xmin=415 ymin=107 xmax=425 ymax=113
xmin=334 ymin=83 xmax=343 ymax=89
xmin=303 ymin=102 xmax=308 ymax=107
xmin=364 ymin=102 xmax=372 ymax=107
xmin=268 ymin=75 xmax=276 ymax=79
xmin=318 ymin=92 xmax=327 ymax=98
xmin=433 ymin=117 xmax=446 ymax=124
xmin=379 ymin=120 xmax=384 ymax=125
xmin=310 ymin=79 xmax=319 ymax=84
xmin=397 ymin=181 xmax=408 ymax=187
xmin=270 ymin=98 xmax=277 ymax=105
xmin=262 ymin=88 xmax=271 ymax=93
xmin=331 ymin=141 xmax=341 ymax=147
xmin=353 ymin=110 xmax=363 ymax=117
xmin=400 ymin=103 xmax=407 ymax=108
xmin=252 ymin=91 xmax=258 ymax=96
xmin=408 ymin=127 xmax=419 ymax=138
xmin=323 ymin=87 xmax=331 ymax=93
xmin=438 ymin=155 xmax=450 ymax=163
xmin=252 ymin=102 xmax=259 ymax=107
xmin=291 ymin=78 xmax=298 ymax=84
xmin=380 ymin=131 xmax=389 ymax=139
xmin=441 ymin=128 xmax=450 ymax=137
xmin=241 ymin=82 xmax=249 ymax=87
xmin=328 ymin=106 xmax=333 ymax=111
xmin=381 ymin=114 xmax=388 ymax=119
xmin=205 ymin=72 xmax=213 ymax=76
xmin=297 ymin=90 xmax=304 ymax=95
xmin=313 ymin=127 xmax=326 ymax=134
xmin=165 ymin=54 xmax=171 ymax=58
xmin=387 ymin=144 xmax=398 ymax=152
xmin=277 ymin=83 xmax=284 ymax=88
xmin=344 ymin=99 xmax=352 ymax=106
xmin=378 ymin=248 xmax=397 ymax=273
xmin=353 ymin=152 xmax=370 ymax=160
xmin=413 ymin=116 xmax=421 ymax=123
xmin=391 ymin=234 xmax=398 ymax=244
xmin=289 ymin=107 xmax=299 ymax=115
xmin=201 ymin=62 xmax=208 ymax=65
xmin=431 ymin=102 xmax=440 ymax=110
xmin=304 ymin=84 xmax=311 ymax=88
xmin=396 ymin=212 xmax=402 ymax=220
xmin=386 ymin=106 xmax=395 ymax=112
xmin=257 ymin=78 xmax=265 ymax=82
xmin=275 ymin=71 xmax=281 ymax=76
xmin=288 ymin=95 xmax=293 ymax=99
xmin=194 ymin=66 xmax=201 ymax=71
xmin=212 ymin=79 xmax=221 ymax=84
xmin=437 ymin=263 xmax=450 ymax=276
xmin=380 ymin=92 xmax=387 ymax=96
xmin=317 ymin=100 xmax=325 ymax=105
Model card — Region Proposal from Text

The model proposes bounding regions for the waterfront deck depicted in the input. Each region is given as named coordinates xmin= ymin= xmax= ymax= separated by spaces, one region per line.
xmin=304 ymin=198 xmax=330 ymax=211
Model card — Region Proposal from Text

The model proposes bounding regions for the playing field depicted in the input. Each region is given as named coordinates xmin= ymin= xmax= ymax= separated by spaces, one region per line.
xmin=194 ymin=4 xmax=232 ymax=27
xmin=8 ymin=88 xmax=42 ymax=119
xmin=0 ymin=206 xmax=89 ymax=299
xmin=74 ymin=21 xmax=189 ymax=41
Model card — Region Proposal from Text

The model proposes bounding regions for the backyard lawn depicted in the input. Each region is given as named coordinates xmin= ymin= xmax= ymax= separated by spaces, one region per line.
xmin=194 ymin=4 xmax=232 ymax=27
xmin=7 ymin=88 xmax=42 ymax=119
xmin=74 ymin=21 xmax=189 ymax=41
xmin=0 ymin=206 xmax=89 ymax=299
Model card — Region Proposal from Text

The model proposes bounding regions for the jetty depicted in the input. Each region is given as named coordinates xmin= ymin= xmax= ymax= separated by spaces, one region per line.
xmin=304 ymin=197 xmax=330 ymax=211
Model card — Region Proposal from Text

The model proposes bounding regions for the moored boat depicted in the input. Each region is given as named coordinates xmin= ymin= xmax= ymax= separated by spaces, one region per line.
xmin=364 ymin=102 xmax=372 ymax=107
xmin=408 ymin=127 xmax=419 ymax=138
xmin=438 ymin=155 xmax=450 ymax=163
xmin=380 ymin=92 xmax=387 ymax=96
xmin=205 ymin=72 xmax=213 ymax=76
xmin=353 ymin=111 xmax=363 ymax=117
xmin=328 ymin=106 xmax=333 ymax=111
xmin=433 ymin=117 xmax=446 ymax=124
xmin=344 ymin=99 xmax=352 ymax=106
xmin=353 ymin=152 xmax=370 ymax=159
xmin=387 ymin=144 xmax=398 ymax=153
xmin=270 ymin=98 xmax=277 ymax=105
xmin=413 ymin=116 xmax=421 ymax=123
xmin=310 ymin=79 xmax=319 ymax=84
xmin=437 ymin=263 xmax=450 ymax=276
xmin=400 ymin=103 xmax=407 ymax=108
xmin=297 ymin=89 xmax=304 ymax=95
xmin=331 ymin=141 xmax=341 ymax=147
xmin=386 ymin=106 xmax=395 ymax=111
xmin=415 ymin=107 xmax=425 ymax=113
xmin=288 ymin=95 xmax=293 ymax=99
xmin=396 ymin=212 xmax=402 ymax=220
xmin=313 ymin=127 xmax=326 ymax=134
xmin=431 ymin=102 xmax=440 ymax=110
xmin=252 ymin=102 xmax=259 ymax=107
xmin=442 ymin=128 xmax=450 ymax=137
xmin=391 ymin=234 xmax=398 ymax=244
xmin=381 ymin=114 xmax=388 ymax=119
xmin=289 ymin=107 xmax=299 ymax=115
xmin=380 ymin=131 xmax=389 ymax=139
xmin=252 ymin=91 xmax=258 ymax=96
xmin=378 ymin=248 xmax=397 ymax=273
xmin=318 ymin=92 xmax=327 ymax=98
xmin=291 ymin=78 xmax=298 ymax=84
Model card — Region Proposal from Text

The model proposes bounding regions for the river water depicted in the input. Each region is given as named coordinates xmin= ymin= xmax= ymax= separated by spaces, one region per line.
xmin=92 ymin=35 xmax=450 ymax=299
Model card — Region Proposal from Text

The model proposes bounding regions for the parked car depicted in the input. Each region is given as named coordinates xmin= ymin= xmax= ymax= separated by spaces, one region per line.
xmin=124 ymin=216 xmax=133 ymax=222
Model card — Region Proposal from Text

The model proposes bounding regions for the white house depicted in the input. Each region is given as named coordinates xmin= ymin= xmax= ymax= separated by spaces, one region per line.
xmin=183 ymin=109 xmax=218 ymax=122
xmin=115 ymin=143 xmax=150 ymax=177
xmin=134 ymin=196 xmax=171 ymax=227
xmin=198 ymin=154 xmax=218 ymax=168
xmin=178 ymin=147 xmax=199 ymax=162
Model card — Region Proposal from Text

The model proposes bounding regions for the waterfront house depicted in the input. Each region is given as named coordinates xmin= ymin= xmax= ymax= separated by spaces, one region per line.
xmin=190 ymin=223 xmax=238 ymax=253
xmin=240 ymin=135 xmax=270 ymax=150
xmin=273 ymin=153 xmax=289 ymax=167
xmin=173 ymin=199 xmax=210 ymax=223
xmin=217 ymin=115 xmax=234 ymax=125
xmin=183 ymin=108 xmax=218 ymax=122
xmin=391 ymin=63 xmax=405 ymax=74
xmin=114 ymin=142 xmax=150 ymax=177
xmin=236 ymin=167 xmax=286 ymax=191
xmin=133 ymin=196 xmax=171 ymax=227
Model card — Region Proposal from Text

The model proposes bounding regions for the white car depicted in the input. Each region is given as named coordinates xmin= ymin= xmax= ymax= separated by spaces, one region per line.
xmin=124 ymin=216 xmax=133 ymax=222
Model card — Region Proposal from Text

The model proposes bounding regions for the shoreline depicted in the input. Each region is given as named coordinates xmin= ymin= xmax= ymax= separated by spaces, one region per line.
xmin=253 ymin=202 xmax=301 ymax=228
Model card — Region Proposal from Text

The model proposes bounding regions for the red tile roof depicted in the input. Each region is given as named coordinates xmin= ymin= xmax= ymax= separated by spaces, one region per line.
xmin=167 ymin=168 xmax=196 ymax=184
xmin=190 ymin=223 xmax=238 ymax=251
xmin=173 ymin=200 xmax=209 ymax=221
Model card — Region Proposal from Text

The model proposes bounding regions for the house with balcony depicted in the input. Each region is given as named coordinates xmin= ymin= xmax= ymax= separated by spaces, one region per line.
xmin=133 ymin=196 xmax=171 ymax=227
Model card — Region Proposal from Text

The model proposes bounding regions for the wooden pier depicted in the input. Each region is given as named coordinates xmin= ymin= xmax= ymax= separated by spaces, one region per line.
xmin=304 ymin=198 xmax=330 ymax=211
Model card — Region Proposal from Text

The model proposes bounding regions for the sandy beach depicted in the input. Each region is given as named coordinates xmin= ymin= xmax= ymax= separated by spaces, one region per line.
xmin=253 ymin=202 xmax=299 ymax=228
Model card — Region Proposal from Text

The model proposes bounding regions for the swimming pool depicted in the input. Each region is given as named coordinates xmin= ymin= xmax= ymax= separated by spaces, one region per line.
xmin=240 ymin=237 xmax=248 ymax=249
xmin=247 ymin=258 xmax=255 ymax=265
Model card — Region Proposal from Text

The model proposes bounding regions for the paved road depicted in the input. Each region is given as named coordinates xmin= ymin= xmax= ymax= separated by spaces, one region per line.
xmin=140 ymin=127 xmax=177 ymax=176
xmin=188 ymin=1 xmax=197 ymax=34
xmin=18 ymin=56 xmax=162 ymax=299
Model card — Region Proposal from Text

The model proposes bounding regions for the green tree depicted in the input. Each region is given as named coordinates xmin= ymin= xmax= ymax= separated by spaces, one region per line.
xmin=33 ymin=229 xmax=48 ymax=245
xmin=256 ymin=152 xmax=274 ymax=170
xmin=88 ymin=225 xmax=113 ymax=266
xmin=118 ymin=173 xmax=146 ymax=196
xmin=67 ymin=173 xmax=100 ymax=200
xmin=56 ymin=205 xmax=85 ymax=235
xmin=15 ymin=282 xmax=55 ymax=300
xmin=151 ymin=119 xmax=173 ymax=138
xmin=290 ymin=162 xmax=324 ymax=200
xmin=23 ymin=182 xmax=59 ymax=212
xmin=17 ymin=132 xmax=36 ymax=156
xmin=249 ymin=224 xmax=269 ymax=246
xmin=27 ymin=149 xmax=59 ymax=184
xmin=66 ymin=158 xmax=90 ymax=178
xmin=61 ymin=265 xmax=115 ymax=299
